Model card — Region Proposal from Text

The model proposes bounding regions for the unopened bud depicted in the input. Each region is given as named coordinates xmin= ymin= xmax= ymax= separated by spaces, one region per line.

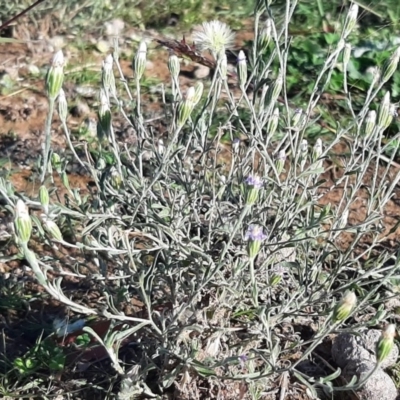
xmin=46 ymin=50 xmax=64 ymax=100
xmin=102 ymin=54 xmax=116 ymax=95
xmin=51 ymin=153 xmax=62 ymax=173
xmin=267 ymin=72 xmax=283 ymax=106
xmin=269 ymin=274 xmax=281 ymax=286
xmin=312 ymin=138 xmax=323 ymax=163
xmin=292 ymin=109 xmax=303 ymax=128
xmin=376 ymin=324 xmax=396 ymax=364
xmin=267 ymin=108 xmax=279 ymax=136
xmin=193 ymin=82 xmax=204 ymax=105
xmin=343 ymin=43 xmax=352 ymax=66
xmin=275 ymin=150 xmax=286 ymax=174
xmin=244 ymin=175 xmax=263 ymax=205
xmin=42 ymin=216 xmax=63 ymax=241
xmin=98 ymin=89 xmax=112 ymax=137
xmin=39 ymin=186 xmax=50 ymax=215
xmin=363 ymin=110 xmax=376 ymax=137
xmin=110 ymin=167 xmax=122 ymax=190
xmin=333 ymin=291 xmax=356 ymax=322
xmin=133 ymin=41 xmax=147 ymax=81
xmin=299 ymin=139 xmax=308 ymax=170
xmin=61 ymin=171 xmax=71 ymax=192
xmin=343 ymin=3 xmax=359 ymax=38
xmin=14 ymin=200 xmax=32 ymax=244
xmin=177 ymin=86 xmax=195 ymax=127
xmin=168 ymin=54 xmax=180 ymax=81
xmin=381 ymin=46 xmax=400 ymax=84
xmin=258 ymin=19 xmax=272 ymax=53
xmin=237 ymin=50 xmax=247 ymax=88
xmin=377 ymin=91 xmax=392 ymax=129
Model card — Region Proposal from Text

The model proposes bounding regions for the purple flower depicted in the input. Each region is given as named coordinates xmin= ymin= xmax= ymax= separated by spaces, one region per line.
xmin=244 ymin=175 xmax=263 ymax=205
xmin=244 ymin=175 xmax=263 ymax=189
xmin=238 ymin=354 xmax=248 ymax=367
xmin=245 ymin=225 xmax=267 ymax=259
xmin=245 ymin=225 xmax=267 ymax=242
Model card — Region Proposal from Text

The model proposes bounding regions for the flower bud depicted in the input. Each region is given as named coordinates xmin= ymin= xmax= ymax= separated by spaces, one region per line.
xmin=377 ymin=91 xmax=392 ymax=130
xmin=343 ymin=43 xmax=352 ymax=66
xmin=381 ymin=46 xmax=400 ymax=84
xmin=58 ymin=88 xmax=68 ymax=122
xmin=193 ymin=82 xmax=204 ymax=106
xmin=343 ymin=3 xmax=359 ymax=38
xmin=133 ymin=41 xmax=147 ymax=81
xmin=266 ymin=108 xmax=279 ymax=136
xmin=245 ymin=225 xmax=267 ymax=259
xmin=237 ymin=50 xmax=247 ymax=88
xmin=363 ymin=110 xmax=376 ymax=137
xmin=368 ymin=66 xmax=380 ymax=88
xmin=39 ymin=186 xmax=50 ymax=215
xmin=98 ymin=89 xmax=112 ymax=137
xmin=258 ymin=19 xmax=272 ymax=53
xmin=275 ymin=150 xmax=286 ymax=174
xmin=177 ymin=87 xmax=195 ymax=127
xmin=244 ymin=175 xmax=263 ymax=205
xmin=110 ymin=167 xmax=122 ymax=190
xmin=46 ymin=50 xmax=64 ymax=100
xmin=312 ymin=138 xmax=323 ymax=163
xmin=267 ymin=72 xmax=283 ymax=106
xmin=14 ymin=200 xmax=32 ymax=244
xmin=42 ymin=216 xmax=63 ymax=241
xmin=61 ymin=171 xmax=71 ymax=192
xmin=376 ymin=324 xmax=396 ymax=364
xmin=101 ymin=54 xmax=116 ymax=96
xmin=51 ymin=153 xmax=62 ymax=174
xmin=269 ymin=274 xmax=281 ymax=286
xmin=292 ymin=108 xmax=303 ymax=128
xmin=168 ymin=54 xmax=180 ymax=81
xmin=299 ymin=139 xmax=308 ymax=170
xmin=332 ymin=291 xmax=356 ymax=322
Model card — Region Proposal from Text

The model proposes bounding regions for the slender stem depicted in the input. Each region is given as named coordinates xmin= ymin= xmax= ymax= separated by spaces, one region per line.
xmin=40 ymin=97 xmax=55 ymax=183
xmin=249 ymin=257 xmax=258 ymax=307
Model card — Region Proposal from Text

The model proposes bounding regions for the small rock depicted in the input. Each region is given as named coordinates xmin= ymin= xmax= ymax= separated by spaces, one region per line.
xmin=332 ymin=330 xmax=399 ymax=400
xmin=342 ymin=360 xmax=397 ymax=400
xmin=332 ymin=330 xmax=398 ymax=369
xmin=194 ymin=65 xmax=210 ymax=79
xmin=75 ymin=85 xmax=97 ymax=98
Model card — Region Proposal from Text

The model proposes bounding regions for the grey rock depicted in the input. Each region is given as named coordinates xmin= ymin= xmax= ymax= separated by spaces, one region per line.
xmin=332 ymin=330 xmax=398 ymax=369
xmin=331 ymin=330 xmax=399 ymax=400
xmin=342 ymin=359 xmax=397 ymax=400
xmin=332 ymin=332 xmax=373 ymax=368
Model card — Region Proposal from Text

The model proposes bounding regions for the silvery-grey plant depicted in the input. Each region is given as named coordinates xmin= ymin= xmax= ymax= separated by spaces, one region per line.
xmin=2 ymin=0 xmax=400 ymax=398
